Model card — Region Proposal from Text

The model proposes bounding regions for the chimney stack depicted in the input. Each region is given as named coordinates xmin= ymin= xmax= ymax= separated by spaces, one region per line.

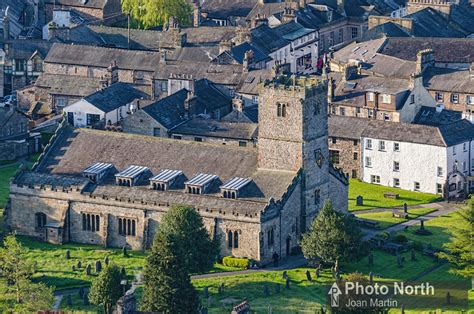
xmin=243 ymin=50 xmax=252 ymax=73
xmin=219 ymin=40 xmax=233 ymax=54
xmin=232 ymin=97 xmax=244 ymax=112
xmin=106 ymin=60 xmax=119 ymax=85
xmin=415 ymin=49 xmax=435 ymax=74
xmin=328 ymin=78 xmax=335 ymax=103
xmin=193 ymin=1 xmax=201 ymax=27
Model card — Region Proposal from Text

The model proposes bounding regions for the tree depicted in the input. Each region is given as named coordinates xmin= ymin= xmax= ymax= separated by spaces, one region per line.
xmin=159 ymin=205 xmax=218 ymax=274
xmin=0 ymin=235 xmax=54 ymax=311
xmin=121 ymin=0 xmax=192 ymax=29
xmin=88 ymin=264 xmax=123 ymax=314
xmin=438 ymin=199 xmax=474 ymax=288
xmin=141 ymin=232 xmax=199 ymax=313
xmin=301 ymin=201 xmax=366 ymax=265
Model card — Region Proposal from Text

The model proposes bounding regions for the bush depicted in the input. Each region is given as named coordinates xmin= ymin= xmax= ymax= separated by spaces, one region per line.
xmin=394 ymin=234 xmax=408 ymax=244
xmin=222 ymin=256 xmax=249 ymax=269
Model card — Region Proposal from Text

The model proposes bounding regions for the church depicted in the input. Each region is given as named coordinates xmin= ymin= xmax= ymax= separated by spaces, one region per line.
xmin=6 ymin=74 xmax=348 ymax=264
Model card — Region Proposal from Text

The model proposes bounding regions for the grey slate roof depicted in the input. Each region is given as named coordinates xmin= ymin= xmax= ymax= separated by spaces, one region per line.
xmin=328 ymin=115 xmax=372 ymax=140
xmin=230 ymin=42 xmax=270 ymax=64
xmin=172 ymin=116 xmax=258 ymax=140
xmin=6 ymin=39 xmax=53 ymax=59
xmin=423 ymin=68 xmax=474 ymax=94
xmin=35 ymin=127 xmax=298 ymax=206
xmin=414 ymin=106 xmax=463 ymax=127
xmin=404 ymin=8 xmax=466 ymax=38
xmin=84 ymin=82 xmax=147 ymax=113
xmin=202 ymin=0 xmax=257 ymax=19
xmin=360 ymin=22 xmax=409 ymax=41
xmin=43 ymin=0 xmax=108 ymax=9
xmin=35 ymin=73 xmax=101 ymax=97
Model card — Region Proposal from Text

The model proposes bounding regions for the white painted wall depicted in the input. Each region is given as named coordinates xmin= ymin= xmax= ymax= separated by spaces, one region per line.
xmin=64 ymin=99 xmax=129 ymax=128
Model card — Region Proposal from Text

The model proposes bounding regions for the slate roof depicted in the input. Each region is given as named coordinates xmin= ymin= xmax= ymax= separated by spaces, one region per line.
xmin=405 ymin=8 xmax=466 ymax=38
xmin=237 ymin=69 xmax=273 ymax=96
xmin=35 ymin=127 xmax=298 ymax=207
xmin=43 ymin=0 xmax=108 ymax=9
xmin=423 ymin=68 xmax=474 ymax=94
xmin=332 ymin=37 xmax=386 ymax=64
xmin=413 ymin=106 xmax=463 ymax=127
xmin=84 ymin=82 xmax=147 ymax=113
xmin=5 ymin=40 xmax=53 ymax=59
xmin=202 ymin=0 xmax=257 ymax=19
xmin=35 ymin=73 xmax=101 ymax=97
xmin=230 ymin=42 xmax=270 ymax=64
xmin=250 ymin=24 xmax=290 ymax=54
xmin=172 ymin=117 xmax=258 ymax=140
xmin=379 ymin=37 xmax=474 ymax=64
xmin=222 ymin=106 xmax=259 ymax=123
xmin=14 ymin=171 xmax=90 ymax=188
xmin=328 ymin=115 xmax=372 ymax=140
xmin=360 ymin=22 xmax=409 ymax=41
xmin=361 ymin=119 xmax=474 ymax=147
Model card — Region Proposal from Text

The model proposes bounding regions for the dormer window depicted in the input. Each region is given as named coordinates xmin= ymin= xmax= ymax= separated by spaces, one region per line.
xmin=115 ymin=165 xmax=151 ymax=187
xmin=221 ymin=177 xmax=252 ymax=199
xmin=149 ymin=169 xmax=184 ymax=191
xmin=185 ymin=173 xmax=219 ymax=195
xmin=367 ymin=92 xmax=374 ymax=102
xmin=381 ymin=94 xmax=391 ymax=104
xmin=82 ymin=162 xmax=114 ymax=183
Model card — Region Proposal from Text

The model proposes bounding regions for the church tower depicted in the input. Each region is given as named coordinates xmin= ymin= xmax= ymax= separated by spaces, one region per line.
xmin=258 ymin=75 xmax=331 ymax=229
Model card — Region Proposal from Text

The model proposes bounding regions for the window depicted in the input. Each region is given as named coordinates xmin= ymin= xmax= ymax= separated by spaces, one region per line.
xmin=463 ymin=142 xmax=467 ymax=152
xmin=118 ymin=218 xmax=136 ymax=236
xmin=393 ymin=161 xmax=400 ymax=172
xmin=86 ymin=114 xmax=100 ymax=126
xmin=153 ymin=128 xmax=161 ymax=137
xmin=339 ymin=107 xmax=346 ymax=116
xmin=32 ymin=58 xmax=43 ymax=72
xmin=356 ymin=107 xmax=361 ymax=114
xmin=367 ymin=92 xmax=374 ymax=102
xmin=239 ymin=141 xmax=247 ymax=147
xmin=379 ymin=140 xmax=386 ymax=151
xmin=332 ymin=137 xmax=337 ymax=144
xmin=451 ymin=94 xmax=459 ymax=103
xmin=353 ymin=140 xmax=358 ymax=146
xmin=437 ymin=167 xmax=443 ymax=177
xmin=277 ymin=103 xmax=287 ymax=117
xmin=329 ymin=150 xmax=340 ymax=164
xmin=453 ymin=146 xmax=456 ymax=155
xmin=338 ymin=28 xmax=344 ymax=43
xmin=35 ymin=212 xmax=47 ymax=228
xmin=414 ymin=182 xmax=420 ymax=191
xmin=381 ymin=94 xmax=391 ymax=104
xmin=436 ymin=183 xmax=443 ymax=194
xmin=14 ymin=59 xmax=25 ymax=72
xmin=329 ymin=31 xmax=334 ymax=46
xmin=351 ymin=170 xmax=357 ymax=178
xmin=467 ymin=95 xmax=474 ymax=105
xmin=384 ymin=114 xmax=390 ymax=121
xmin=82 ymin=213 xmax=100 ymax=232
xmin=267 ymin=229 xmax=274 ymax=247
xmin=371 ymin=175 xmax=380 ymax=184
xmin=331 ymin=106 xmax=336 ymax=114
xmin=435 ymin=92 xmax=443 ymax=102
xmin=194 ymin=137 xmax=203 ymax=142
xmin=351 ymin=27 xmax=358 ymax=39
xmin=227 ymin=231 xmax=233 ymax=248
xmin=353 ymin=152 xmax=358 ymax=160
xmin=368 ymin=109 xmax=374 ymax=118
xmin=394 ymin=142 xmax=400 ymax=151
xmin=252 ymin=96 xmax=258 ymax=105
xmin=173 ymin=135 xmax=182 ymax=140
xmin=234 ymin=231 xmax=239 ymax=248
xmin=463 ymin=162 xmax=467 ymax=172
xmin=314 ymin=189 xmax=321 ymax=205
xmin=365 ymin=156 xmax=372 ymax=167
xmin=393 ymin=178 xmax=400 ymax=187
xmin=366 ymin=139 xmax=372 ymax=149
xmin=410 ymin=94 xmax=415 ymax=104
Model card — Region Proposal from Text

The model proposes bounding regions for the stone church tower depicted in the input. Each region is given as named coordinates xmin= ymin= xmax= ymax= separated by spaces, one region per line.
xmin=258 ymin=75 xmax=331 ymax=229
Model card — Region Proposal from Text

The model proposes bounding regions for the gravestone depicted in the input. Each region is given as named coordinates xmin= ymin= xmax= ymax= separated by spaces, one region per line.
xmin=66 ymin=295 xmax=72 ymax=306
xmin=401 ymin=304 xmax=404 ymax=314
xmin=411 ymin=249 xmax=416 ymax=261
xmin=65 ymin=250 xmax=70 ymax=260
xmin=207 ymin=296 xmax=212 ymax=308
xmin=356 ymin=195 xmax=363 ymax=206
xmin=315 ymin=267 xmax=320 ymax=278
xmin=121 ymin=267 xmax=126 ymax=277
xmin=396 ymin=254 xmax=403 ymax=268
xmin=274 ymin=283 xmax=280 ymax=294
xmin=104 ymin=256 xmax=109 ymax=266
xmin=123 ymin=246 xmax=128 ymax=257
xmin=77 ymin=261 xmax=82 ymax=268
xmin=285 ymin=277 xmax=290 ymax=289
xmin=263 ymin=284 xmax=269 ymax=297
xmin=306 ymin=270 xmax=312 ymax=282
xmin=85 ymin=264 xmax=91 ymax=275
xmin=218 ymin=283 xmax=224 ymax=294
xmin=201 ymin=307 xmax=208 ymax=314
xmin=72 ymin=265 xmax=76 ymax=272
xmin=403 ymin=203 xmax=408 ymax=213
xmin=446 ymin=292 xmax=451 ymax=305
xmin=95 ymin=260 xmax=102 ymax=273
xmin=203 ymin=286 xmax=209 ymax=299
xmin=268 ymin=304 xmax=272 ymax=314
xmin=282 ymin=271 xmax=287 ymax=279
xmin=369 ymin=271 xmax=374 ymax=285
xmin=368 ymin=253 xmax=374 ymax=266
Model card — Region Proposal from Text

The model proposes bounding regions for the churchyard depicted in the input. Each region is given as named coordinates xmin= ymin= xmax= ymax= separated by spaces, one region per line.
xmin=356 ymin=207 xmax=436 ymax=229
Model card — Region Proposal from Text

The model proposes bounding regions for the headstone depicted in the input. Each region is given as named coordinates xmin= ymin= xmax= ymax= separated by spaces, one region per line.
xmin=72 ymin=265 xmax=76 ymax=272
xmin=95 ymin=260 xmax=102 ymax=273
xmin=274 ymin=283 xmax=280 ymax=294
xmin=411 ymin=248 xmax=416 ymax=261
xmin=403 ymin=203 xmax=408 ymax=213
xmin=83 ymin=293 xmax=89 ymax=306
xmin=315 ymin=267 xmax=320 ymax=278
xmin=446 ymin=292 xmax=451 ymax=305
xmin=201 ymin=307 xmax=208 ymax=314
xmin=77 ymin=261 xmax=82 ymax=268
xmin=123 ymin=246 xmax=128 ymax=257
xmin=401 ymin=304 xmax=405 ymax=314
xmin=356 ymin=195 xmax=363 ymax=206
xmin=368 ymin=253 xmax=374 ymax=266
xmin=263 ymin=284 xmax=269 ymax=297
xmin=420 ymin=220 xmax=425 ymax=230
xmin=285 ymin=277 xmax=290 ymax=289
xmin=282 ymin=271 xmax=287 ymax=279
xmin=306 ymin=270 xmax=312 ymax=282
xmin=207 ymin=296 xmax=212 ymax=308
xmin=369 ymin=271 xmax=374 ymax=285
xmin=66 ymin=295 xmax=72 ymax=306
xmin=121 ymin=267 xmax=126 ymax=277
xmin=268 ymin=304 xmax=272 ymax=314
xmin=335 ymin=272 xmax=340 ymax=280
xmin=65 ymin=249 xmax=70 ymax=260
xmin=104 ymin=256 xmax=109 ymax=266
xmin=218 ymin=283 xmax=224 ymax=294
xmin=203 ymin=286 xmax=209 ymax=299
xmin=78 ymin=287 xmax=84 ymax=298
xmin=396 ymin=254 xmax=403 ymax=268
xmin=85 ymin=264 xmax=91 ymax=275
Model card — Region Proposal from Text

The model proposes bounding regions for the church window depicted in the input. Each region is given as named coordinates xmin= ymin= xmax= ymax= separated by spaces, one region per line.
xmin=314 ymin=189 xmax=321 ymax=205
xmin=118 ymin=217 xmax=137 ymax=236
xmin=234 ymin=231 xmax=239 ymax=248
xmin=35 ymin=212 xmax=47 ymax=228
xmin=277 ymin=103 xmax=287 ymax=117
xmin=267 ymin=228 xmax=274 ymax=247
xmin=228 ymin=231 xmax=233 ymax=248
xmin=82 ymin=213 xmax=100 ymax=232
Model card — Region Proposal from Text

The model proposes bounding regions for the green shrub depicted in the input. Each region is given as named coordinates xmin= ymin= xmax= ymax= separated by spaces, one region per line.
xmin=222 ymin=256 xmax=249 ymax=269
xmin=394 ymin=234 xmax=407 ymax=244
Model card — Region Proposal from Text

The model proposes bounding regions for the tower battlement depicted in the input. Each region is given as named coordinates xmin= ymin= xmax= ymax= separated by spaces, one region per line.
xmin=261 ymin=75 xmax=327 ymax=97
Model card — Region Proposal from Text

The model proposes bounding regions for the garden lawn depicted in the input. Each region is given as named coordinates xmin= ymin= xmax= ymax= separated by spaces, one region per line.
xmin=58 ymin=292 xmax=101 ymax=313
xmin=356 ymin=207 xmax=436 ymax=229
xmin=349 ymin=179 xmax=441 ymax=211
xmin=396 ymin=211 xmax=466 ymax=250
xmin=0 ymin=163 xmax=19 ymax=208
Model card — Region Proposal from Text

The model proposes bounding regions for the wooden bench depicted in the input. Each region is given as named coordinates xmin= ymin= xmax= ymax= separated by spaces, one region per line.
xmin=384 ymin=192 xmax=400 ymax=199
xmin=392 ymin=210 xmax=408 ymax=219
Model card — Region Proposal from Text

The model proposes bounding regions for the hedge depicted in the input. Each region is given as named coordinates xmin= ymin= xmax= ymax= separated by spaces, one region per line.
xmin=222 ymin=256 xmax=250 ymax=269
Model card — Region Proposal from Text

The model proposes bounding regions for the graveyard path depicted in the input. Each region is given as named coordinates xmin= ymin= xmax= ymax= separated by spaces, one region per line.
xmin=361 ymin=201 xmax=462 ymax=241
xmin=354 ymin=200 xmax=451 ymax=214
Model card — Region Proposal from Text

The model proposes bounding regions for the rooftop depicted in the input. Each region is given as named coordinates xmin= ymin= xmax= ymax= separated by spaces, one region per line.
xmin=172 ymin=116 xmax=258 ymax=140
xmin=83 ymin=82 xmax=147 ymax=113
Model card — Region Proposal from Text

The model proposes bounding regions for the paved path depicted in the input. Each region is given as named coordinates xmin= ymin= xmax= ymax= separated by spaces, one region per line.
xmin=361 ymin=201 xmax=463 ymax=240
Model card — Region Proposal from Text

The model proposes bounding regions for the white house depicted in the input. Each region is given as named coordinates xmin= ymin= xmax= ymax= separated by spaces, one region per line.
xmin=64 ymin=82 xmax=146 ymax=128
xmin=361 ymin=120 xmax=474 ymax=198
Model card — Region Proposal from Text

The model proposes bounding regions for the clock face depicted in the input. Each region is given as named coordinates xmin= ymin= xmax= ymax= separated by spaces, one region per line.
xmin=315 ymin=149 xmax=324 ymax=168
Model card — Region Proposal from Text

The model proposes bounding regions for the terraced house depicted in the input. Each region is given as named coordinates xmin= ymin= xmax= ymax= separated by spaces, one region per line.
xmin=6 ymin=75 xmax=348 ymax=264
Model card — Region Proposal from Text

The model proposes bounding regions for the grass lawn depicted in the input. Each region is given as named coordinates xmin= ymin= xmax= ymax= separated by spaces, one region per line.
xmin=396 ymin=211 xmax=466 ymax=250
xmin=58 ymin=292 xmax=101 ymax=313
xmin=356 ymin=207 xmax=436 ymax=229
xmin=0 ymin=163 xmax=19 ymax=208
xmin=349 ymin=179 xmax=441 ymax=211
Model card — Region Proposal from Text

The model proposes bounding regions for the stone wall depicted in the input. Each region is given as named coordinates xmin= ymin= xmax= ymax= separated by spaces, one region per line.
xmin=329 ymin=171 xmax=349 ymax=212
xmin=330 ymin=103 xmax=400 ymax=122
xmin=0 ymin=141 xmax=28 ymax=161
xmin=171 ymin=133 xmax=256 ymax=148
xmin=329 ymin=137 xmax=361 ymax=179
xmin=121 ymin=110 xmax=167 ymax=137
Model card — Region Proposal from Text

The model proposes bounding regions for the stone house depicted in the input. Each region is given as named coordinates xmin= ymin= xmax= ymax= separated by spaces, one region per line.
xmin=43 ymin=0 xmax=123 ymax=25
xmin=361 ymin=119 xmax=474 ymax=197
xmin=6 ymin=74 xmax=348 ymax=263
xmin=0 ymin=105 xmax=40 ymax=161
